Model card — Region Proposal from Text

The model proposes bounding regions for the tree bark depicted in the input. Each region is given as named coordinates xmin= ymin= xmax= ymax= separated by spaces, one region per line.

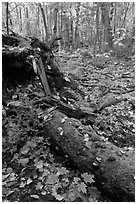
xmin=39 ymin=3 xmax=49 ymax=43
xmin=44 ymin=110 xmax=135 ymax=202
xmin=74 ymin=3 xmax=80 ymax=49
xmin=100 ymin=2 xmax=113 ymax=51
xmin=93 ymin=3 xmax=99 ymax=55
xmin=53 ymin=4 xmax=58 ymax=37
xmin=6 ymin=2 xmax=9 ymax=35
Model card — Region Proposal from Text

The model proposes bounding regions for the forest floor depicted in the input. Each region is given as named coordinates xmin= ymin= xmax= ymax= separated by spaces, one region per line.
xmin=2 ymin=50 xmax=135 ymax=202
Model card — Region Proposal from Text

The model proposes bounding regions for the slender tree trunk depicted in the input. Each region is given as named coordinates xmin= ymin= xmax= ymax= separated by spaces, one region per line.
xmin=25 ymin=7 xmax=31 ymax=36
xmin=53 ymin=5 xmax=58 ymax=37
xmin=39 ymin=3 xmax=49 ymax=43
xmin=15 ymin=3 xmax=20 ymax=31
xmin=69 ymin=10 xmax=74 ymax=52
xmin=113 ymin=3 xmax=116 ymax=34
xmin=94 ymin=3 xmax=99 ymax=55
xmin=100 ymin=2 xmax=113 ymax=51
xmin=74 ymin=2 xmax=80 ymax=50
xmin=122 ymin=2 xmax=130 ymax=28
xmin=60 ymin=6 xmax=63 ymax=50
xmin=6 ymin=2 xmax=9 ymax=35
xmin=19 ymin=7 xmax=22 ymax=32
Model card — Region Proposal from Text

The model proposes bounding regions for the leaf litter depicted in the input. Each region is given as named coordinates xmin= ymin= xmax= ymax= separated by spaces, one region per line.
xmin=2 ymin=51 xmax=134 ymax=202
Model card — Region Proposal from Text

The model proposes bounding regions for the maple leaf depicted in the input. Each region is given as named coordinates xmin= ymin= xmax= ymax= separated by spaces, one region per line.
xmin=57 ymin=167 xmax=68 ymax=176
xmin=78 ymin=182 xmax=87 ymax=194
xmin=81 ymin=173 xmax=95 ymax=184
xmin=46 ymin=174 xmax=59 ymax=185
xmin=73 ymin=177 xmax=81 ymax=184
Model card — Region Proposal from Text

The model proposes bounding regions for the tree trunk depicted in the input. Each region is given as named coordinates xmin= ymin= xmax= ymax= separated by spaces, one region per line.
xmin=74 ymin=2 xmax=80 ymax=49
xmin=69 ymin=10 xmax=73 ymax=52
xmin=44 ymin=110 xmax=135 ymax=202
xmin=6 ymin=2 xmax=9 ymax=35
xmin=93 ymin=3 xmax=99 ymax=55
xmin=39 ymin=3 xmax=49 ymax=43
xmin=53 ymin=4 xmax=58 ymax=37
xmin=25 ymin=7 xmax=31 ymax=36
xmin=122 ymin=2 xmax=130 ymax=28
xmin=100 ymin=2 xmax=113 ymax=51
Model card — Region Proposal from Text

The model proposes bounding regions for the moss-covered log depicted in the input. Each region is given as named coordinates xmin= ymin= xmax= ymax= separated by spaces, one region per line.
xmin=44 ymin=110 xmax=135 ymax=202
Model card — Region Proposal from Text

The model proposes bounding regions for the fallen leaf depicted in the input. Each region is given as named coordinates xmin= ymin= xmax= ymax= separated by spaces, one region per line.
xmin=9 ymin=172 xmax=16 ymax=181
xmin=73 ymin=177 xmax=81 ymax=184
xmin=52 ymin=185 xmax=64 ymax=201
xmin=78 ymin=182 xmax=87 ymax=194
xmin=64 ymin=76 xmax=70 ymax=82
xmin=27 ymin=178 xmax=33 ymax=185
xmin=18 ymin=158 xmax=29 ymax=166
xmin=44 ymin=115 xmax=49 ymax=121
xmin=58 ymin=127 xmax=63 ymax=132
xmin=30 ymin=195 xmax=39 ymax=199
xmin=19 ymin=181 xmax=26 ymax=188
xmin=21 ymin=146 xmax=30 ymax=154
xmin=35 ymin=160 xmax=43 ymax=169
xmin=27 ymin=141 xmax=37 ymax=148
xmin=81 ymin=173 xmax=95 ymax=184
xmin=41 ymin=191 xmax=47 ymax=196
xmin=35 ymin=182 xmax=43 ymax=190
xmin=84 ymin=137 xmax=89 ymax=142
xmin=96 ymin=157 xmax=102 ymax=163
xmin=61 ymin=117 xmax=68 ymax=124
xmin=67 ymin=192 xmax=76 ymax=201
xmin=42 ymin=169 xmax=50 ymax=177
xmin=60 ymin=130 xmax=64 ymax=136
xmin=57 ymin=167 xmax=68 ymax=176
xmin=85 ymin=141 xmax=91 ymax=148
xmin=7 ymin=167 xmax=13 ymax=174
xmin=46 ymin=174 xmax=59 ymax=184
xmin=54 ymin=194 xmax=64 ymax=201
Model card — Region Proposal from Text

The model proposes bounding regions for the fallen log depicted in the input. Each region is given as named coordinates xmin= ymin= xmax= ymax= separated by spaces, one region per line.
xmin=44 ymin=110 xmax=135 ymax=202
xmin=98 ymin=92 xmax=135 ymax=112
xmin=34 ymin=96 xmax=97 ymax=123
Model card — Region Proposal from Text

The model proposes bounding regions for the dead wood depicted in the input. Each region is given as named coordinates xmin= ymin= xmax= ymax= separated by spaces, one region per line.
xmin=33 ymin=96 xmax=97 ymax=123
xmin=44 ymin=110 xmax=135 ymax=202
xmin=98 ymin=96 xmax=128 ymax=111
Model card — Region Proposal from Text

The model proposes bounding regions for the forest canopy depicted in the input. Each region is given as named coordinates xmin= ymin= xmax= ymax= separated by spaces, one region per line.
xmin=2 ymin=2 xmax=135 ymax=55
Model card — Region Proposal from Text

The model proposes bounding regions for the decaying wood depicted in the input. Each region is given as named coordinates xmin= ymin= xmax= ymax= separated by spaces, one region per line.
xmin=98 ymin=92 xmax=135 ymax=111
xmin=44 ymin=110 xmax=135 ymax=202
xmin=37 ymin=57 xmax=51 ymax=96
xmin=33 ymin=96 xmax=97 ymax=123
